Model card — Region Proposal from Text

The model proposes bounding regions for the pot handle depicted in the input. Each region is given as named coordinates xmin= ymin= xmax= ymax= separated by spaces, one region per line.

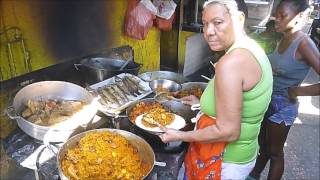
xmin=86 ymin=86 xmax=100 ymax=98
xmin=86 ymin=86 xmax=95 ymax=93
xmin=154 ymin=161 xmax=167 ymax=167
xmin=114 ymin=114 xmax=128 ymax=118
xmin=43 ymin=130 xmax=63 ymax=155
xmin=109 ymin=115 xmax=128 ymax=129
xmin=6 ymin=106 xmax=19 ymax=119
xmin=101 ymin=111 xmax=128 ymax=118
xmin=190 ymin=104 xmax=201 ymax=111
xmin=74 ymin=63 xmax=82 ymax=70
xmin=35 ymin=145 xmax=59 ymax=179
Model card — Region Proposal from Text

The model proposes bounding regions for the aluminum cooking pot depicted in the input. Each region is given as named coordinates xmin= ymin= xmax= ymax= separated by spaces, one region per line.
xmin=57 ymin=128 xmax=165 ymax=180
xmin=75 ymin=57 xmax=142 ymax=83
xmin=6 ymin=81 xmax=98 ymax=142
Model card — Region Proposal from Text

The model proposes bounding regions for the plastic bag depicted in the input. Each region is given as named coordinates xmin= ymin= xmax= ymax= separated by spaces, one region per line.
xmin=153 ymin=0 xmax=177 ymax=31
xmin=124 ymin=0 xmax=156 ymax=40
xmin=153 ymin=0 xmax=176 ymax=19
xmin=141 ymin=0 xmax=157 ymax=15
xmin=155 ymin=12 xmax=175 ymax=31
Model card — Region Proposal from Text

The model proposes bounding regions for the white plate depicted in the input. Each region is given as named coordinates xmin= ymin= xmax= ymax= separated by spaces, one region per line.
xmin=135 ymin=113 xmax=186 ymax=133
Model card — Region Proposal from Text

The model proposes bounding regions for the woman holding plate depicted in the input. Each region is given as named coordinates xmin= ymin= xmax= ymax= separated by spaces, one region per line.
xmin=159 ymin=0 xmax=273 ymax=179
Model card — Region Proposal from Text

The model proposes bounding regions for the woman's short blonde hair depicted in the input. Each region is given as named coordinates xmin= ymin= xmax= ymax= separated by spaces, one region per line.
xmin=203 ymin=0 xmax=246 ymax=36
xmin=203 ymin=0 xmax=239 ymax=16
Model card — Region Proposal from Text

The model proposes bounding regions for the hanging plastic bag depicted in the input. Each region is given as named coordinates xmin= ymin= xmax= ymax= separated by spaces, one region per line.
xmin=124 ymin=0 xmax=157 ymax=40
xmin=153 ymin=0 xmax=177 ymax=31
xmin=153 ymin=0 xmax=176 ymax=19
xmin=155 ymin=12 xmax=175 ymax=31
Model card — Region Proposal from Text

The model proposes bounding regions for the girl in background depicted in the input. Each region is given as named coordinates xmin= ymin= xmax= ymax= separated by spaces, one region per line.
xmin=249 ymin=0 xmax=320 ymax=179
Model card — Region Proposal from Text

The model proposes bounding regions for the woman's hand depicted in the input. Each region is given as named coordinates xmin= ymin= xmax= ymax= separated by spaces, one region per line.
xmin=159 ymin=126 xmax=183 ymax=143
xmin=180 ymin=95 xmax=200 ymax=105
xmin=288 ymin=87 xmax=298 ymax=102
xmin=288 ymin=84 xmax=320 ymax=102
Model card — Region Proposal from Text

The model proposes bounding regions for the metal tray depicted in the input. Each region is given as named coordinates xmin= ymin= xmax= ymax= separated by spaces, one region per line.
xmin=89 ymin=73 xmax=152 ymax=116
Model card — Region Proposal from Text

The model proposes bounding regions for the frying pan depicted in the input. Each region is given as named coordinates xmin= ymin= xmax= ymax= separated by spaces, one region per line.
xmin=125 ymin=98 xmax=196 ymax=135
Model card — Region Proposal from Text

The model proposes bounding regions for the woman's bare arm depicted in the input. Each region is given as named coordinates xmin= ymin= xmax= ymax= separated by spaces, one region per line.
xmin=299 ymin=37 xmax=320 ymax=74
xmin=289 ymin=37 xmax=320 ymax=100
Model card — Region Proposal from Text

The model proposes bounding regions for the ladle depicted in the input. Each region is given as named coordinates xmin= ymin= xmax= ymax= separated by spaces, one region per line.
xmin=154 ymin=92 xmax=181 ymax=103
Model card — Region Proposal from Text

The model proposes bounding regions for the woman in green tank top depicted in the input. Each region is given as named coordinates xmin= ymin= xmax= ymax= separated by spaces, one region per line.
xmin=159 ymin=0 xmax=273 ymax=179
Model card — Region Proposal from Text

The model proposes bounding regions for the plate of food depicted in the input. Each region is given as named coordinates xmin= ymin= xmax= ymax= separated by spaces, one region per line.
xmin=135 ymin=111 xmax=186 ymax=133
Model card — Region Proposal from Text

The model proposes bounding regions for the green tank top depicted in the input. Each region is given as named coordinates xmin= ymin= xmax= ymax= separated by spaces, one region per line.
xmin=200 ymin=37 xmax=273 ymax=164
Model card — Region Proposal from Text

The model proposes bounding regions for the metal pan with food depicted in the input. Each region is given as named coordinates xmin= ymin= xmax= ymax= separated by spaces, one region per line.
xmin=6 ymin=81 xmax=98 ymax=142
xmin=125 ymin=98 xmax=196 ymax=135
xmin=57 ymin=128 xmax=166 ymax=180
xmin=153 ymin=82 xmax=207 ymax=103
xmin=89 ymin=73 xmax=152 ymax=116
xmin=174 ymin=82 xmax=208 ymax=99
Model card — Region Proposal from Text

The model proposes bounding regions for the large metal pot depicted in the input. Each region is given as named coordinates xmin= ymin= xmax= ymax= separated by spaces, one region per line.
xmin=57 ymin=128 xmax=160 ymax=180
xmin=6 ymin=81 xmax=98 ymax=142
xmin=75 ymin=57 xmax=142 ymax=84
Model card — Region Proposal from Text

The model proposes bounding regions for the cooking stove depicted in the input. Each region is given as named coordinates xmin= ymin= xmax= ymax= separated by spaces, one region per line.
xmin=1 ymin=49 xmax=189 ymax=179
xmin=2 ymin=114 xmax=187 ymax=180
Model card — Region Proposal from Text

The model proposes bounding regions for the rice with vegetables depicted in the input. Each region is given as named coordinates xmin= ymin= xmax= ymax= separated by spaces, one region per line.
xmin=61 ymin=131 xmax=150 ymax=180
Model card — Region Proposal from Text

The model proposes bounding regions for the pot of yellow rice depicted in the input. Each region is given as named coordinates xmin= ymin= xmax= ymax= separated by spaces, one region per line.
xmin=57 ymin=128 xmax=155 ymax=180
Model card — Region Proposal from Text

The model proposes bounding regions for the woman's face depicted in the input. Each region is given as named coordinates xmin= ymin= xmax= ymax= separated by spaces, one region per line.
xmin=274 ymin=2 xmax=299 ymax=33
xmin=202 ymin=4 xmax=235 ymax=51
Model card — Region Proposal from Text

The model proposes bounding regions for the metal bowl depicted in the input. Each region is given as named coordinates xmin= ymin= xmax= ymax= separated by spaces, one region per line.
xmin=149 ymin=79 xmax=182 ymax=93
xmin=138 ymin=71 xmax=188 ymax=84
